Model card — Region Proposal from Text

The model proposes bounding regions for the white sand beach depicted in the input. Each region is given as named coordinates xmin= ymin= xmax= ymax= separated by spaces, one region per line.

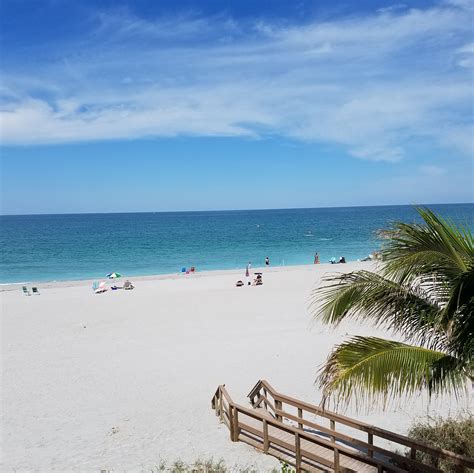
xmin=1 ymin=262 xmax=471 ymax=472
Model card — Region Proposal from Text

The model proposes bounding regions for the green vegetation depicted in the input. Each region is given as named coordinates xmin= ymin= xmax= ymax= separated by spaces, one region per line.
xmin=311 ymin=208 xmax=473 ymax=408
xmin=101 ymin=458 xmax=299 ymax=472
xmin=102 ymin=458 xmax=272 ymax=472
xmin=396 ymin=414 xmax=473 ymax=472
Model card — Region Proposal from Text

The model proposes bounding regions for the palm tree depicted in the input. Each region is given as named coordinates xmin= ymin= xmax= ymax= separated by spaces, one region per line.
xmin=310 ymin=208 xmax=473 ymax=408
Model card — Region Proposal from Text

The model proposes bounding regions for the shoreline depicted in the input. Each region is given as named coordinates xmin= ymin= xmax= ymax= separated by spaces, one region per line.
xmin=0 ymin=260 xmax=377 ymax=291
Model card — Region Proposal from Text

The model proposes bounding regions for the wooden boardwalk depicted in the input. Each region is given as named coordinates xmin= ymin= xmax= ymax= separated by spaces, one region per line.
xmin=240 ymin=408 xmax=376 ymax=472
xmin=211 ymin=380 xmax=474 ymax=473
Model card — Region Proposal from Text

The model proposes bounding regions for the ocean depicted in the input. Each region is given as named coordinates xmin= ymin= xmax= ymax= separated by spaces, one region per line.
xmin=0 ymin=203 xmax=472 ymax=283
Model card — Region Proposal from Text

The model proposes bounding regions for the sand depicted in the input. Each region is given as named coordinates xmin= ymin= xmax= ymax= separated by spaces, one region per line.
xmin=1 ymin=262 xmax=471 ymax=472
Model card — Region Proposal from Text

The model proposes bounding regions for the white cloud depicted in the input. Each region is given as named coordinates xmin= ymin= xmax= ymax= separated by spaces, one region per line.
xmin=457 ymin=42 xmax=474 ymax=53
xmin=455 ymin=42 xmax=474 ymax=67
xmin=419 ymin=165 xmax=446 ymax=176
xmin=0 ymin=2 xmax=473 ymax=164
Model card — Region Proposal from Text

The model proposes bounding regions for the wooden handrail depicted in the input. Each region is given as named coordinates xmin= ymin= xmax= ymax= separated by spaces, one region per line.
xmin=213 ymin=381 xmax=473 ymax=472
xmin=248 ymin=379 xmax=474 ymax=469
xmin=234 ymin=403 xmax=410 ymax=473
xmin=272 ymin=408 xmax=443 ymax=473
xmin=214 ymin=384 xmax=411 ymax=472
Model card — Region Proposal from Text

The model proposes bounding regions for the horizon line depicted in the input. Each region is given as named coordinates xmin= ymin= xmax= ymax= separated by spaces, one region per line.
xmin=1 ymin=202 xmax=472 ymax=218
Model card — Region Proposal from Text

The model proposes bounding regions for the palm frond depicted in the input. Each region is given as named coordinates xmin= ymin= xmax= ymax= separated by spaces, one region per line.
xmin=310 ymin=270 xmax=447 ymax=350
xmin=443 ymin=265 xmax=474 ymax=322
xmin=318 ymin=337 xmax=468 ymax=409
xmin=444 ymin=283 xmax=474 ymax=364
xmin=312 ymin=207 xmax=473 ymax=409
xmin=381 ymin=208 xmax=474 ymax=284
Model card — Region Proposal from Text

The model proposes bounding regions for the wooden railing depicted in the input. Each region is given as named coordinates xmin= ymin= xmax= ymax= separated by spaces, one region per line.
xmin=211 ymin=380 xmax=474 ymax=473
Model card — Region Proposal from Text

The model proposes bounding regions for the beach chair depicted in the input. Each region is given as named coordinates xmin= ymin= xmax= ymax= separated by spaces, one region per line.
xmin=94 ymin=281 xmax=107 ymax=294
xmin=22 ymin=286 xmax=31 ymax=296
xmin=92 ymin=282 xmax=99 ymax=292
xmin=32 ymin=287 xmax=40 ymax=295
xmin=123 ymin=280 xmax=134 ymax=290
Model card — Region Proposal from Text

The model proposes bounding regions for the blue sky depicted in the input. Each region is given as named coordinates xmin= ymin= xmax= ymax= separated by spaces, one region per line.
xmin=0 ymin=0 xmax=473 ymax=214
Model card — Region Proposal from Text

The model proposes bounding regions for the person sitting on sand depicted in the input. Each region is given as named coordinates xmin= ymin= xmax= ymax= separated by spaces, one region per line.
xmin=253 ymin=274 xmax=263 ymax=286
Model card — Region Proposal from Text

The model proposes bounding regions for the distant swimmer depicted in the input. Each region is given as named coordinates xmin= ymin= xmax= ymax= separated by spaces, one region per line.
xmin=314 ymin=252 xmax=320 ymax=264
xmin=265 ymin=256 xmax=270 ymax=266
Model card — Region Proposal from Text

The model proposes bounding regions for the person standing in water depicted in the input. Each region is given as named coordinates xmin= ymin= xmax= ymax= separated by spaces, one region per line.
xmin=245 ymin=262 xmax=252 ymax=285
xmin=265 ymin=256 xmax=270 ymax=266
xmin=314 ymin=252 xmax=320 ymax=264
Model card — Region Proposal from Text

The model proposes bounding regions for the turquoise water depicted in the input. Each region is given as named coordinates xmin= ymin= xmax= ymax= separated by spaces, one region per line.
xmin=0 ymin=204 xmax=472 ymax=283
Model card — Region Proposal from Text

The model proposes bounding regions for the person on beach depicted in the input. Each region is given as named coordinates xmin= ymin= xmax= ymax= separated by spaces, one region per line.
xmin=314 ymin=252 xmax=320 ymax=264
xmin=265 ymin=256 xmax=270 ymax=266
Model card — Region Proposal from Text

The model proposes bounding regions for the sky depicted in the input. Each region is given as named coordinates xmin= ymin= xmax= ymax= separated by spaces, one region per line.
xmin=0 ymin=0 xmax=473 ymax=214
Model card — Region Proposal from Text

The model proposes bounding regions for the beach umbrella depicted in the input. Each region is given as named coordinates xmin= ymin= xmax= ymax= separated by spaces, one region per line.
xmin=106 ymin=272 xmax=122 ymax=279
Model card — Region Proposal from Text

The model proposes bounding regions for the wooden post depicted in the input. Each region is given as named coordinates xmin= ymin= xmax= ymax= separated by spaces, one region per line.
xmin=232 ymin=407 xmax=239 ymax=441
xmin=297 ymin=408 xmax=303 ymax=429
xmin=410 ymin=447 xmax=416 ymax=460
xmin=330 ymin=419 xmax=339 ymax=472
xmin=368 ymin=433 xmax=374 ymax=458
xmin=295 ymin=432 xmax=301 ymax=472
xmin=219 ymin=394 xmax=223 ymax=421
xmin=275 ymin=399 xmax=282 ymax=420
xmin=229 ymin=406 xmax=234 ymax=441
xmin=263 ymin=419 xmax=269 ymax=453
